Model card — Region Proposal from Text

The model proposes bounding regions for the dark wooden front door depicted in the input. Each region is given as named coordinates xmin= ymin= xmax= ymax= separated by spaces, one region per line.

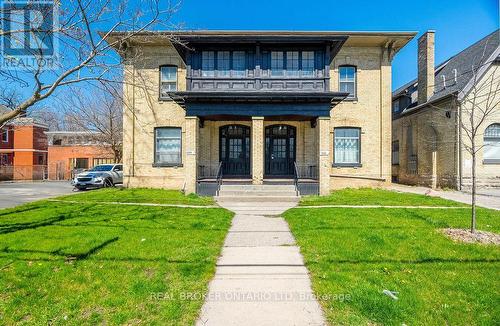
xmin=265 ymin=125 xmax=296 ymax=177
xmin=220 ymin=125 xmax=251 ymax=176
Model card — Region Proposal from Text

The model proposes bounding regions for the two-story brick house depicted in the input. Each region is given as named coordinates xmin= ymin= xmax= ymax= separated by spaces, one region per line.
xmin=108 ymin=31 xmax=415 ymax=195
xmin=0 ymin=112 xmax=48 ymax=181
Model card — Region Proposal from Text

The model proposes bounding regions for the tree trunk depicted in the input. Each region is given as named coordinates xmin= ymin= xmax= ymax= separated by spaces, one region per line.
xmin=471 ymin=141 xmax=477 ymax=233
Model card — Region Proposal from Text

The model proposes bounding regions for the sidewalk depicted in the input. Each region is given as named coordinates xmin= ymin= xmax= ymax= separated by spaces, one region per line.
xmin=196 ymin=201 xmax=326 ymax=326
xmin=390 ymin=184 xmax=500 ymax=210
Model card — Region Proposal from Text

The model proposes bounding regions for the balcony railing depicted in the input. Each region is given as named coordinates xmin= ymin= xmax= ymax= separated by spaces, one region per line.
xmin=188 ymin=76 xmax=328 ymax=92
xmin=295 ymin=163 xmax=319 ymax=180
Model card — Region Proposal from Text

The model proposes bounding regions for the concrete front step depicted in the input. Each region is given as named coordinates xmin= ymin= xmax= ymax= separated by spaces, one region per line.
xmin=216 ymin=196 xmax=300 ymax=203
xmin=218 ymin=190 xmax=298 ymax=197
xmin=220 ymin=184 xmax=296 ymax=191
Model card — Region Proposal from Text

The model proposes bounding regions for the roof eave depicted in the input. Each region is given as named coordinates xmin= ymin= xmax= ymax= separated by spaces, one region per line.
xmin=168 ymin=91 xmax=349 ymax=108
xmin=398 ymin=92 xmax=457 ymax=117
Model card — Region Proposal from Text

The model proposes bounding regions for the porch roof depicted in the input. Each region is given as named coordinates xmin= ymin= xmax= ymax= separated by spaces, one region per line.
xmin=169 ymin=91 xmax=348 ymax=117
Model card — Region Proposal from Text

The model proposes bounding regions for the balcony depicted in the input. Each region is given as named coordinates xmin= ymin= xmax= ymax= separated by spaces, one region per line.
xmin=188 ymin=76 xmax=328 ymax=92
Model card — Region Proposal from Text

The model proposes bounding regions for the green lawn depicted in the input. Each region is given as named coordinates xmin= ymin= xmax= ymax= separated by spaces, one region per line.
xmin=284 ymin=189 xmax=500 ymax=325
xmin=0 ymin=189 xmax=232 ymax=325
xmin=56 ymin=188 xmax=215 ymax=206
xmin=300 ymin=188 xmax=467 ymax=207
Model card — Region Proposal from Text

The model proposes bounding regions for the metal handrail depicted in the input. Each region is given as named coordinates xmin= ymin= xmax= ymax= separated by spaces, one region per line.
xmin=293 ymin=162 xmax=299 ymax=196
xmin=215 ymin=161 xmax=223 ymax=196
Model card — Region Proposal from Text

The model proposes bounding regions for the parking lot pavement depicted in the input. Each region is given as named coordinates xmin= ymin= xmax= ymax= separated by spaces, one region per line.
xmin=0 ymin=181 xmax=75 ymax=209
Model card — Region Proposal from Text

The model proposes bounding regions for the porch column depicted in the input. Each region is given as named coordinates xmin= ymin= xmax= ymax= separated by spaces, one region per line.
xmin=252 ymin=116 xmax=264 ymax=184
xmin=318 ymin=117 xmax=331 ymax=195
xmin=184 ymin=116 xmax=199 ymax=194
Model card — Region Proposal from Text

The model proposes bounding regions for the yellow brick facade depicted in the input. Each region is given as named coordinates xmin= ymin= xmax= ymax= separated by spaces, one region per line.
xmin=121 ymin=37 xmax=402 ymax=194
xmin=392 ymin=64 xmax=500 ymax=189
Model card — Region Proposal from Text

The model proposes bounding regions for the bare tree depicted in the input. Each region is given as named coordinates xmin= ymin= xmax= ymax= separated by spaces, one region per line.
xmin=0 ymin=0 xmax=181 ymax=125
xmin=457 ymin=60 xmax=500 ymax=233
xmin=399 ymin=40 xmax=500 ymax=233
xmin=61 ymin=85 xmax=123 ymax=162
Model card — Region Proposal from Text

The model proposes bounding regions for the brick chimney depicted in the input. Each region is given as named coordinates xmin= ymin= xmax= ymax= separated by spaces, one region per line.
xmin=417 ymin=31 xmax=435 ymax=104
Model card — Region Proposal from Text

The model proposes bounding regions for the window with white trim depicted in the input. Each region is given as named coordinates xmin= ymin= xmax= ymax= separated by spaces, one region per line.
xmin=339 ymin=66 xmax=356 ymax=98
xmin=155 ymin=127 xmax=182 ymax=166
xmin=334 ymin=128 xmax=361 ymax=165
xmin=484 ymin=123 xmax=500 ymax=163
xmin=160 ymin=66 xmax=177 ymax=99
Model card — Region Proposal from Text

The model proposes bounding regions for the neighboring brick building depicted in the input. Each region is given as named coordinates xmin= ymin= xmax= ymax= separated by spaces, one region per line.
xmin=0 ymin=116 xmax=48 ymax=181
xmin=392 ymin=30 xmax=500 ymax=189
xmin=46 ymin=131 xmax=115 ymax=180
xmin=107 ymin=30 xmax=415 ymax=195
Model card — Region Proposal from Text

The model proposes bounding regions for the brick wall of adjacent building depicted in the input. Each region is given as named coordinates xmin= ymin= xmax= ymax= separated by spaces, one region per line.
xmin=0 ymin=122 xmax=48 ymax=181
xmin=392 ymin=64 xmax=500 ymax=189
xmin=392 ymin=97 xmax=458 ymax=189
xmin=48 ymin=145 xmax=115 ymax=180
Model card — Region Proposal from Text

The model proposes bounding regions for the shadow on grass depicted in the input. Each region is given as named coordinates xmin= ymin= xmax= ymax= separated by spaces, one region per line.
xmin=0 ymin=253 xmax=210 ymax=265
xmin=55 ymin=221 xmax=228 ymax=232
xmin=0 ymin=205 xmax=41 ymax=217
xmin=0 ymin=215 xmax=68 ymax=234
xmin=312 ymin=257 xmax=500 ymax=265
xmin=1 ymin=237 xmax=120 ymax=262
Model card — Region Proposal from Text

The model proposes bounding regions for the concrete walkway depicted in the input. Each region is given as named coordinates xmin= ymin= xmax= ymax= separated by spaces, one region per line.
xmin=390 ymin=184 xmax=500 ymax=210
xmin=196 ymin=200 xmax=326 ymax=326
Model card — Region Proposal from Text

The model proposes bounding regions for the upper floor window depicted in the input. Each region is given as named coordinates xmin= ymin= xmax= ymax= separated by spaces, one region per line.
xmin=232 ymin=51 xmax=246 ymax=77
xmin=339 ymin=65 xmax=356 ymax=98
xmin=155 ymin=127 xmax=182 ymax=166
xmin=392 ymin=99 xmax=400 ymax=113
xmin=1 ymin=129 xmax=8 ymax=143
xmin=484 ymin=123 xmax=500 ymax=164
xmin=302 ymin=51 xmax=314 ymax=77
xmin=160 ymin=66 xmax=177 ymax=99
xmin=217 ymin=51 xmax=230 ymax=77
xmin=271 ymin=51 xmax=284 ymax=77
xmin=286 ymin=51 xmax=299 ymax=77
xmin=334 ymin=128 xmax=361 ymax=166
xmin=202 ymin=51 xmax=215 ymax=77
